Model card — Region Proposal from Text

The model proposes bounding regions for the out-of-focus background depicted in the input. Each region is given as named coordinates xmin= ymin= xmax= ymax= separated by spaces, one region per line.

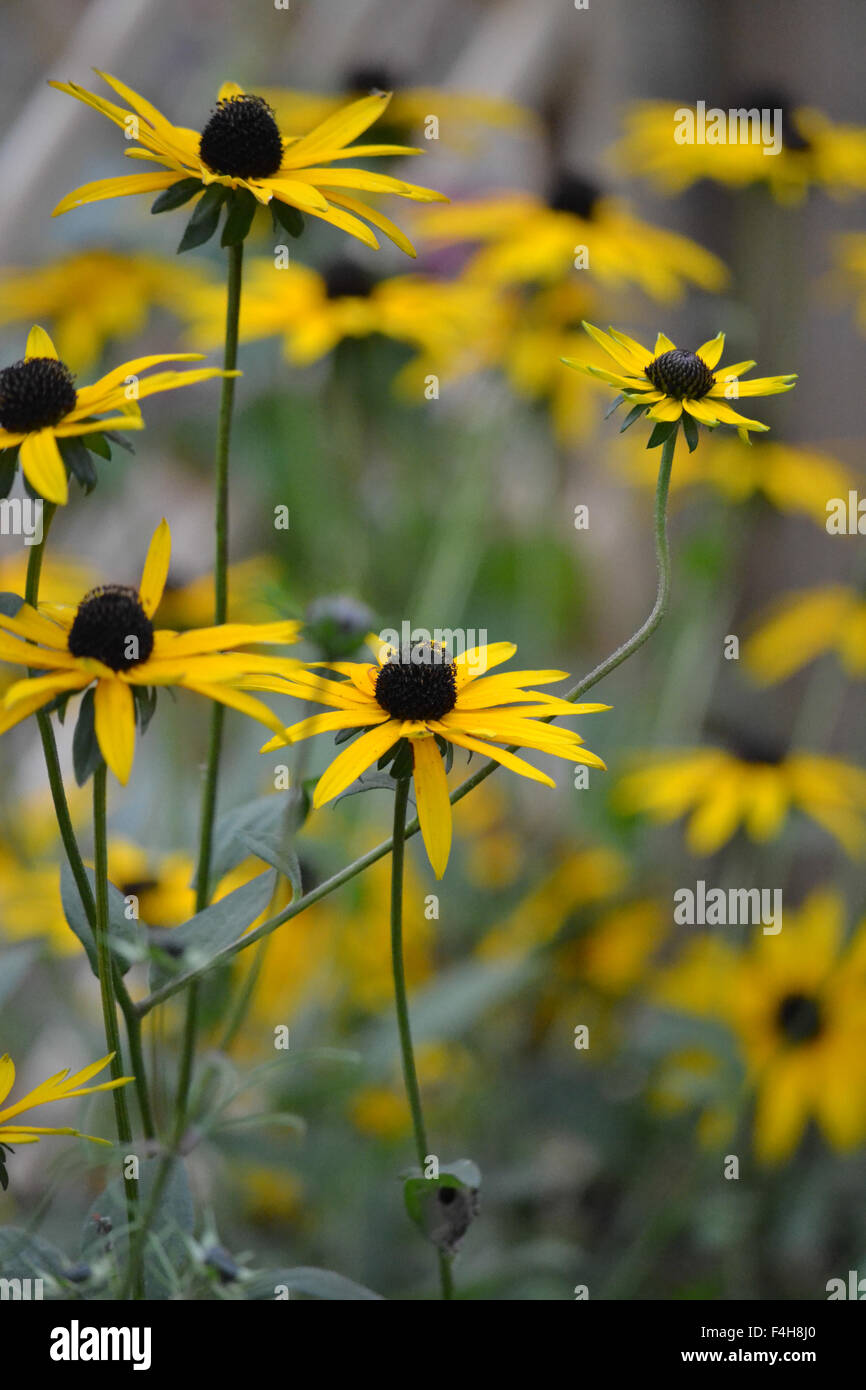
xmin=0 ymin=0 xmax=865 ymax=1299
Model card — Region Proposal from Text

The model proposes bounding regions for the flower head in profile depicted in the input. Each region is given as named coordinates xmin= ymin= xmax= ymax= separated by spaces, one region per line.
xmin=0 ymin=1052 xmax=132 ymax=1169
xmin=653 ymin=891 xmax=866 ymax=1162
xmin=259 ymin=638 xmax=608 ymax=879
xmin=565 ymin=323 xmax=796 ymax=447
xmin=50 ymin=73 xmax=447 ymax=254
xmin=416 ymin=175 xmax=727 ymax=301
xmin=0 ymin=325 xmax=234 ymax=504
xmin=615 ymin=742 xmax=866 ymax=857
xmin=0 ymin=520 xmax=301 ymax=783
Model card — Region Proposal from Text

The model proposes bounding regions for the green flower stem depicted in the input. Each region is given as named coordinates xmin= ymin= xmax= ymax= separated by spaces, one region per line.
xmin=175 ymin=239 xmax=245 ymax=1143
xmin=93 ymin=761 xmax=141 ymax=1295
xmin=390 ymin=778 xmax=454 ymax=1301
xmin=24 ymin=506 xmax=155 ymax=1141
xmin=136 ymin=431 xmax=677 ymax=1016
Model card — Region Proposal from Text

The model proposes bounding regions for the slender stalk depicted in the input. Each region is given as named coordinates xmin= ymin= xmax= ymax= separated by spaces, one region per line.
xmin=25 ymin=508 xmax=155 ymax=1140
xmin=175 ymin=239 xmax=245 ymax=1141
xmin=136 ymin=434 xmax=677 ymax=1015
xmin=390 ymin=779 xmax=453 ymax=1300
xmin=93 ymin=763 xmax=141 ymax=1296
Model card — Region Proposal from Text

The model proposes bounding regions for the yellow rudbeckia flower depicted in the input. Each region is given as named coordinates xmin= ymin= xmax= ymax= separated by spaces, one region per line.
xmin=0 ymin=519 xmax=301 ymax=783
xmin=653 ymin=891 xmax=866 ymax=1162
xmin=416 ymin=177 xmax=727 ymax=300
xmin=49 ymin=72 xmax=447 ymax=254
xmin=258 ymin=638 xmax=608 ymax=879
xmin=0 ymin=324 xmax=233 ymax=504
xmin=745 ymin=587 xmax=866 ymax=684
xmin=615 ymin=746 xmax=866 ymax=857
xmin=564 ymin=323 xmax=797 ymax=444
xmin=0 ymin=1052 xmax=131 ymax=1148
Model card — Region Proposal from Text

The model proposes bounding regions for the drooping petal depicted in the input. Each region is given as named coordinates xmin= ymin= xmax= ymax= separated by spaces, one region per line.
xmin=312 ymin=719 xmax=402 ymax=806
xmin=19 ymin=430 xmax=68 ymax=504
xmin=412 ymin=735 xmax=453 ymax=879
xmin=437 ymin=728 xmax=556 ymax=787
xmin=52 ymin=172 xmax=184 ymax=217
xmin=94 ymin=678 xmax=136 ymax=783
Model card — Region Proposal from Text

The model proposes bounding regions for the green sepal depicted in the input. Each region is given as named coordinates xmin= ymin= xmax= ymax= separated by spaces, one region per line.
xmin=619 ymin=402 xmax=651 ymax=433
xmin=152 ymin=177 xmax=203 ymax=214
xmin=0 ymin=592 xmax=24 ymax=617
xmin=101 ymin=429 xmax=134 ymax=455
xmin=132 ymin=684 xmax=158 ymax=734
xmin=221 ymin=188 xmax=258 ymax=247
xmin=270 ymin=199 xmax=305 ymax=239
xmin=433 ymin=733 xmax=453 ymax=773
xmin=58 ymin=436 xmax=98 ymax=494
xmin=81 ymin=432 xmax=112 ymax=460
xmin=646 ymin=418 xmax=679 ymax=449
xmin=177 ymin=185 xmax=227 ymax=254
xmin=72 ymin=687 xmax=104 ymax=786
xmin=604 ymin=393 xmax=625 ymax=420
xmin=682 ymin=410 xmax=700 ymax=453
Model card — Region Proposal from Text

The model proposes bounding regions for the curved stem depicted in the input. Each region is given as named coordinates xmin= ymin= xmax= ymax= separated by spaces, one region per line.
xmin=25 ymin=509 xmax=155 ymax=1141
xmin=136 ymin=434 xmax=677 ymax=1015
xmin=175 ymin=239 xmax=244 ymax=1141
xmin=390 ymin=779 xmax=453 ymax=1300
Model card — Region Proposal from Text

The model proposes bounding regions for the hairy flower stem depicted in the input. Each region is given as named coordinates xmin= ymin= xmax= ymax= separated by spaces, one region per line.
xmin=390 ymin=778 xmax=454 ymax=1300
xmin=176 ymin=239 xmax=244 ymax=1141
xmin=24 ymin=507 xmax=155 ymax=1143
xmin=93 ymin=761 xmax=141 ymax=1296
xmin=136 ymin=433 xmax=677 ymax=1015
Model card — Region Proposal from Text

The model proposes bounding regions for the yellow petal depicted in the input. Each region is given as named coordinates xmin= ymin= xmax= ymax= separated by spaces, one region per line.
xmin=440 ymin=729 xmax=556 ymax=787
xmin=52 ymin=172 xmax=184 ymax=217
xmin=94 ymin=678 xmax=136 ymax=784
xmin=313 ymin=719 xmax=402 ymax=805
xmin=454 ymin=642 xmax=516 ymax=688
xmin=19 ymin=430 xmax=68 ymax=504
xmin=283 ymin=91 xmax=393 ymax=166
xmin=26 ymin=325 xmax=59 ymax=360
xmin=695 ymin=332 xmax=725 ymax=368
xmin=139 ymin=518 xmax=171 ymax=618
xmin=325 ymin=191 xmax=416 ymax=257
xmin=412 ymin=735 xmax=452 ymax=879
xmin=218 ymin=80 xmax=245 ymax=101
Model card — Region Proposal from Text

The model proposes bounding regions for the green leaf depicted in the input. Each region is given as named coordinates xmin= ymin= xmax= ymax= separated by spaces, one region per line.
xmin=247 ymin=1267 xmax=384 ymax=1300
xmin=58 ymin=435 xmax=98 ymax=494
xmin=83 ymin=1157 xmax=193 ymax=1299
xmin=646 ymin=418 xmax=679 ymax=449
xmin=71 ymin=687 xmax=104 ymax=786
xmin=60 ymin=861 xmax=146 ymax=977
xmin=270 ymin=199 xmax=305 ymax=239
xmin=0 ymin=1228 xmax=70 ymax=1286
xmin=240 ymin=830 xmax=302 ymax=900
xmin=333 ymin=771 xmax=415 ymax=808
xmin=221 ymin=188 xmax=258 ymax=246
xmin=151 ymin=176 xmax=203 ymax=214
xmin=682 ymin=410 xmax=700 ymax=453
xmin=619 ymin=402 xmax=650 ymax=433
xmin=149 ymin=870 xmax=277 ymax=990
xmin=210 ymin=794 xmax=301 ymax=883
xmin=81 ymin=431 xmax=112 ymax=460
xmin=177 ymin=185 xmax=226 ymax=254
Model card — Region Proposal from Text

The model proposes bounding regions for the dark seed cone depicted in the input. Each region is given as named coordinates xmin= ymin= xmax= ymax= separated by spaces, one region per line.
xmin=0 ymin=357 xmax=77 ymax=433
xmin=645 ymin=348 xmax=715 ymax=400
xmin=375 ymin=641 xmax=457 ymax=721
xmin=199 ymin=95 xmax=284 ymax=179
xmin=68 ymin=585 xmax=154 ymax=672
xmin=776 ymin=993 xmax=822 ymax=1044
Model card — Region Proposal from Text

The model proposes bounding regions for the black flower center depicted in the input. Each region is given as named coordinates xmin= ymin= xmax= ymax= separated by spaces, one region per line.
xmin=322 ymin=258 xmax=376 ymax=300
xmin=645 ymin=348 xmax=715 ymax=400
xmin=0 ymin=357 xmax=77 ymax=433
xmin=548 ymin=173 xmax=603 ymax=220
xmin=375 ymin=641 xmax=457 ymax=721
xmin=743 ymin=90 xmax=811 ymax=153
xmin=776 ymin=992 xmax=823 ymax=1045
xmin=199 ymin=94 xmax=283 ymax=179
xmin=68 ymin=585 xmax=154 ymax=672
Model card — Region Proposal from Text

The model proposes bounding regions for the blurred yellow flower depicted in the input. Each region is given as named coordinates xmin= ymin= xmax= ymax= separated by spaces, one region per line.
xmin=152 ymin=555 xmax=284 ymax=631
xmin=350 ymin=1042 xmax=472 ymax=1141
xmin=614 ymin=100 xmax=866 ymax=204
xmin=652 ymin=891 xmax=866 ymax=1162
xmin=417 ymin=177 xmax=727 ymax=300
xmin=477 ymin=844 xmax=628 ymax=961
xmin=745 ymin=586 xmax=866 ymax=684
xmin=0 ymin=250 xmax=216 ymax=372
xmin=615 ymin=747 xmax=866 ymax=856
xmin=831 ymin=234 xmax=866 ymax=334
xmin=619 ymin=431 xmax=859 ymax=527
